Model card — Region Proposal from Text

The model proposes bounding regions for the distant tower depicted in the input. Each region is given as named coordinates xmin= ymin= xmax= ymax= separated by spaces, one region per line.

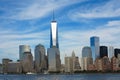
xmin=100 ymin=46 xmax=108 ymax=58
xmin=50 ymin=11 xmax=59 ymax=48
xmin=19 ymin=45 xmax=31 ymax=60
xmin=82 ymin=46 xmax=92 ymax=57
xmin=90 ymin=36 xmax=100 ymax=62
xmin=22 ymin=52 xmax=33 ymax=73
xmin=81 ymin=46 xmax=93 ymax=71
xmin=114 ymin=48 xmax=120 ymax=58
xmin=47 ymin=12 xmax=61 ymax=72
xmin=34 ymin=44 xmax=47 ymax=73
xmin=108 ymin=46 xmax=114 ymax=59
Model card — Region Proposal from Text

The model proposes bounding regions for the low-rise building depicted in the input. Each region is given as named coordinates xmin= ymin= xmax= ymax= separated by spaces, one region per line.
xmin=7 ymin=62 xmax=22 ymax=74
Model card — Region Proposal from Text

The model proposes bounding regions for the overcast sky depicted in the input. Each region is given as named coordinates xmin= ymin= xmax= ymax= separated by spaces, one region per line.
xmin=0 ymin=0 xmax=120 ymax=63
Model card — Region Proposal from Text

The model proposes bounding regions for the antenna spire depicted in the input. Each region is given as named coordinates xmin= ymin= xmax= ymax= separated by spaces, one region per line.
xmin=53 ymin=10 xmax=55 ymax=21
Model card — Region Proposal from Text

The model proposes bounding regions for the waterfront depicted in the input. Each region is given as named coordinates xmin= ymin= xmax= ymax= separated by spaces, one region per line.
xmin=0 ymin=73 xmax=120 ymax=80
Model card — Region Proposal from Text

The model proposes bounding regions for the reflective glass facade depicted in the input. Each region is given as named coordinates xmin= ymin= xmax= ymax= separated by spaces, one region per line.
xmin=90 ymin=36 xmax=100 ymax=62
xmin=108 ymin=46 xmax=114 ymax=59
xmin=82 ymin=46 xmax=92 ymax=57
xmin=50 ymin=21 xmax=59 ymax=48
xmin=100 ymin=46 xmax=108 ymax=58
xmin=19 ymin=45 xmax=31 ymax=60
xmin=34 ymin=44 xmax=46 ymax=72
xmin=47 ymin=48 xmax=61 ymax=72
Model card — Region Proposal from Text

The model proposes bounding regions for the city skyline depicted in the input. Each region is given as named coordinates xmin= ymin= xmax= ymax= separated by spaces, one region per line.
xmin=0 ymin=0 xmax=120 ymax=63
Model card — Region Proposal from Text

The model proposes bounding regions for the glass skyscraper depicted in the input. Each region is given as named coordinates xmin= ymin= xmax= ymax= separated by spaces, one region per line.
xmin=50 ymin=20 xmax=59 ymax=48
xmin=108 ymin=46 xmax=114 ymax=59
xmin=47 ymin=14 xmax=61 ymax=72
xmin=34 ymin=44 xmax=47 ymax=73
xmin=19 ymin=45 xmax=31 ymax=60
xmin=81 ymin=46 xmax=93 ymax=71
xmin=90 ymin=36 xmax=100 ymax=62
xmin=82 ymin=46 xmax=92 ymax=58
xmin=100 ymin=46 xmax=108 ymax=58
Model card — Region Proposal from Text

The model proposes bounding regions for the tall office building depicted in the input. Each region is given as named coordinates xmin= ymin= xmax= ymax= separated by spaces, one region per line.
xmin=47 ymin=48 xmax=61 ymax=72
xmin=19 ymin=45 xmax=31 ymax=60
xmin=90 ymin=36 xmax=100 ymax=62
xmin=47 ymin=13 xmax=61 ymax=72
xmin=34 ymin=44 xmax=47 ymax=73
xmin=81 ymin=46 xmax=93 ymax=71
xmin=22 ymin=52 xmax=33 ymax=73
xmin=50 ymin=13 xmax=59 ymax=48
xmin=108 ymin=46 xmax=114 ymax=59
xmin=114 ymin=48 xmax=120 ymax=58
xmin=100 ymin=46 xmax=108 ymax=58
xmin=82 ymin=46 xmax=92 ymax=57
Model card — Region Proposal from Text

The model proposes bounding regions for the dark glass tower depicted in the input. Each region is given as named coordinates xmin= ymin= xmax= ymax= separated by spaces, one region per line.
xmin=50 ymin=13 xmax=59 ymax=48
xmin=100 ymin=46 xmax=108 ymax=58
xmin=114 ymin=48 xmax=120 ymax=58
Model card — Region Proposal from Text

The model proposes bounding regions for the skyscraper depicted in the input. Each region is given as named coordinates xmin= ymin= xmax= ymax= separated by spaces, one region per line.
xmin=81 ymin=46 xmax=93 ymax=71
xmin=47 ymin=13 xmax=61 ymax=72
xmin=47 ymin=48 xmax=61 ymax=72
xmin=100 ymin=46 xmax=108 ymax=58
xmin=82 ymin=46 xmax=92 ymax=57
xmin=34 ymin=44 xmax=47 ymax=73
xmin=19 ymin=45 xmax=31 ymax=60
xmin=90 ymin=36 xmax=100 ymax=62
xmin=22 ymin=52 xmax=33 ymax=73
xmin=50 ymin=13 xmax=59 ymax=48
xmin=108 ymin=46 xmax=114 ymax=59
xmin=114 ymin=48 xmax=120 ymax=58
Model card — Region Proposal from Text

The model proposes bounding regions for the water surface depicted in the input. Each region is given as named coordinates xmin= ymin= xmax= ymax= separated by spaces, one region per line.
xmin=0 ymin=73 xmax=120 ymax=80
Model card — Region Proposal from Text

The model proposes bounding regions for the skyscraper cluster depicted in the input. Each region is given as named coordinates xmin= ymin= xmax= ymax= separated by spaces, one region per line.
xmin=1 ymin=16 xmax=61 ymax=74
xmin=0 ymin=16 xmax=120 ymax=74
xmin=78 ymin=36 xmax=120 ymax=72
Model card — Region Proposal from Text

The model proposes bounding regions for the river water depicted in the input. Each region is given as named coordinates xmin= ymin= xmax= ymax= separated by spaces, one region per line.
xmin=0 ymin=73 xmax=120 ymax=80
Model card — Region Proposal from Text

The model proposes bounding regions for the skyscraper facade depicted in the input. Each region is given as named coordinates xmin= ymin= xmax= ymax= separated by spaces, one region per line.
xmin=114 ymin=48 xmax=120 ymax=58
xmin=82 ymin=46 xmax=92 ymax=57
xmin=47 ymin=14 xmax=61 ymax=72
xmin=22 ymin=52 xmax=33 ymax=73
xmin=81 ymin=46 xmax=93 ymax=71
xmin=47 ymin=48 xmax=61 ymax=72
xmin=50 ymin=19 xmax=59 ymax=48
xmin=100 ymin=46 xmax=108 ymax=58
xmin=108 ymin=46 xmax=114 ymax=59
xmin=90 ymin=36 xmax=100 ymax=62
xmin=19 ymin=45 xmax=31 ymax=60
xmin=34 ymin=44 xmax=47 ymax=73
